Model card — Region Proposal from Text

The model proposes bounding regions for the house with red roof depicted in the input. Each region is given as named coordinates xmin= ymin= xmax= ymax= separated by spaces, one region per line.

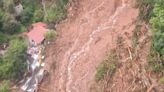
xmin=26 ymin=22 xmax=48 ymax=46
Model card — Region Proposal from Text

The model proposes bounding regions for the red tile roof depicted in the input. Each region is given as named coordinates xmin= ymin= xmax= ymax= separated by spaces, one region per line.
xmin=27 ymin=22 xmax=48 ymax=44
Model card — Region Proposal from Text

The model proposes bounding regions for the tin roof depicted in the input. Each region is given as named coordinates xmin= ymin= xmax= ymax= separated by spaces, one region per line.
xmin=27 ymin=22 xmax=48 ymax=44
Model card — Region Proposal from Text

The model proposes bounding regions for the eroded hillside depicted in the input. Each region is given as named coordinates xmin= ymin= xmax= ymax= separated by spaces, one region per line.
xmin=39 ymin=0 xmax=164 ymax=92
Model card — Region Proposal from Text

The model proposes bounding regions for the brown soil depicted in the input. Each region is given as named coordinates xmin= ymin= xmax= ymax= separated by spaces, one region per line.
xmin=38 ymin=0 xmax=162 ymax=92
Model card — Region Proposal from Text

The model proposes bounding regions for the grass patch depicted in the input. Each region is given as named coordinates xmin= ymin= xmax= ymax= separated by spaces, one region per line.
xmin=95 ymin=49 xmax=118 ymax=82
xmin=43 ymin=0 xmax=68 ymax=22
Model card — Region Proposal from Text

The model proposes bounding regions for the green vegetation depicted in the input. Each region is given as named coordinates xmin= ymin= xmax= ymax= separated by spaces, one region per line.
xmin=0 ymin=0 xmax=68 ymax=88
xmin=138 ymin=0 xmax=164 ymax=74
xmin=43 ymin=0 xmax=68 ymax=22
xmin=44 ymin=30 xmax=57 ymax=41
xmin=0 ymin=37 xmax=27 ymax=80
xmin=0 ymin=0 xmax=68 ymax=34
xmin=150 ymin=1 xmax=164 ymax=60
xmin=0 ymin=32 xmax=8 ymax=43
xmin=0 ymin=80 xmax=9 ymax=92
xmin=20 ymin=0 xmax=68 ymax=25
xmin=95 ymin=49 xmax=118 ymax=81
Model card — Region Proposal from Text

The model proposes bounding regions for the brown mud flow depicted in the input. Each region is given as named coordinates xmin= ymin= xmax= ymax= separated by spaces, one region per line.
xmin=39 ymin=0 xmax=143 ymax=92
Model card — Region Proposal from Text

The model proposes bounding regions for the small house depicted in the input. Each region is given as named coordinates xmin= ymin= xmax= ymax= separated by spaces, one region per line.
xmin=25 ymin=22 xmax=48 ymax=46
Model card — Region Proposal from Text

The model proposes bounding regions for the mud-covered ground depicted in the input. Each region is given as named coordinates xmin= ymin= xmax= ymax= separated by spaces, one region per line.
xmin=38 ymin=0 xmax=153 ymax=92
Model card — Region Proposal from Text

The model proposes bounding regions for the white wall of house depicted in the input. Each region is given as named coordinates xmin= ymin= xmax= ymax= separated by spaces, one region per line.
xmin=14 ymin=3 xmax=23 ymax=16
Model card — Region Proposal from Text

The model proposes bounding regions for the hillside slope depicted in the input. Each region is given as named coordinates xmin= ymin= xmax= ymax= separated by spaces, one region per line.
xmin=38 ymin=0 xmax=151 ymax=92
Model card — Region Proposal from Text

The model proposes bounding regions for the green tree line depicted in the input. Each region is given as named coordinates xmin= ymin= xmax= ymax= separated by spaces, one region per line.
xmin=0 ymin=0 xmax=68 ymax=43
xmin=138 ymin=0 xmax=164 ymax=72
xmin=0 ymin=0 xmax=68 ymax=90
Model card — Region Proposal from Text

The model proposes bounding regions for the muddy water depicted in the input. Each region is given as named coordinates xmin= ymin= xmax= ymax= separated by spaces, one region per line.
xmin=43 ymin=0 xmax=138 ymax=92
xmin=66 ymin=0 xmax=127 ymax=92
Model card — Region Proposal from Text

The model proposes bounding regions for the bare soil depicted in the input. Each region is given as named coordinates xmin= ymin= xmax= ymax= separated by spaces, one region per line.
xmin=38 ymin=0 xmax=160 ymax=92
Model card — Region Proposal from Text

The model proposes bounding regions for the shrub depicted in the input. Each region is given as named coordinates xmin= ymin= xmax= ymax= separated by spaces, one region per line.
xmin=138 ymin=0 xmax=164 ymax=73
xmin=0 ymin=32 xmax=8 ymax=43
xmin=150 ymin=1 xmax=164 ymax=56
xmin=44 ymin=30 xmax=57 ymax=40
xmin=147 ymin=0 xmax=164 ymax=73
xmin=0 ymin=37 xmax=27 ymax=80
xmin=43 ymin=0 xmax=68 ymax=22
xmin=95 ymin=49 xmax=118 ymax=81
xmin=0 ymin=80 xmax=9 ymax=92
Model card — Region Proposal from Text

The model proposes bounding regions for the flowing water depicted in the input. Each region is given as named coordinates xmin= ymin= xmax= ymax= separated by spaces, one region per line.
xmin=65 ymin=0 xmax=127 ymax=92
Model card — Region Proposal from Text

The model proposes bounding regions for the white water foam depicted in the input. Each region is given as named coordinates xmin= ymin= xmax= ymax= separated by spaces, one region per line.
xmin=59 ymin=0 xmax=127 ymax=92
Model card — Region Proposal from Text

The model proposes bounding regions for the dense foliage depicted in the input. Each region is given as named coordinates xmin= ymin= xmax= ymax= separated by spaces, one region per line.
xmin=44 ymin=30 xmax=57 ymax=41
xmin=150 ymin=1 xmax=164 ymax=59
xmin=0 ymin=0 xmax=68 ymax=34
xmin=138 ymin=0 xmax=164 ymax=73
xmin=0 ymin=0 xmax=68 ymax=87
xmin=0 ymin=38 xmax=27 ymax=80
xmin=95 ymin=49 xmax=118 ymax=81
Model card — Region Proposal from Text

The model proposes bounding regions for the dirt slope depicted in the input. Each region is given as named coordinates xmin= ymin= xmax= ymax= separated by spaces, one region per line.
xmin=40 ymin=0 xmax=140 ymax=92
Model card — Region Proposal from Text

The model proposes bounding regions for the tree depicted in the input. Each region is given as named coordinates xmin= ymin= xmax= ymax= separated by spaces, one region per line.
xmin=0 ymin=37 xmax=27 ymax=80
xmin=150 ymin=0 xmax=164 ymax=58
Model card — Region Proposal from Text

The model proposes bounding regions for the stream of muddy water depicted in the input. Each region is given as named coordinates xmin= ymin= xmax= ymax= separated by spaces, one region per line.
xmin=65 ymin=0 xmax=127 ymax=92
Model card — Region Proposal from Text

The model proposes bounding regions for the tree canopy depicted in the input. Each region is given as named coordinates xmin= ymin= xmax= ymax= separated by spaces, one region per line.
xmin=0 ymin=37 xmax=27 ymax=80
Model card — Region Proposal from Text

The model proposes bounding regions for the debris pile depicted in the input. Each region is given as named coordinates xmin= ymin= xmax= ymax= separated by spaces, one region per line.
xmin=21 ymin=43 xmax=46 ymax=92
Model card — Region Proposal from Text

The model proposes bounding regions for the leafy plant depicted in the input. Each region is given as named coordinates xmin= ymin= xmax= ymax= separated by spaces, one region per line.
xmin=44 ymin=30 xmax=57 ymax=40
xmin=0 ymin=32 xmax=8 ymax=43
xmin=0 ymin=37 xmax=27 ymax=80
xmin=95 ymin=49 xmax=118 ymax=81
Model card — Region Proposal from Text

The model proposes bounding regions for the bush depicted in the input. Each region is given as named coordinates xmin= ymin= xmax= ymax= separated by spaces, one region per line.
xmin=147 ymin=0 xmax=164 ymax=73
xmin=138 ymin=0 xmax=164 ymax=73
xmin=0 ymin=80 xmax=9 ymax=92
xmin=0 ymin=37 xmax=27 ymax=80
xmin=0 ymin=32 xmax=8 ymax=43
xmin=43 ymin=0 xmax=68 ymax=22
xmin=44 ymin=30 xmax=57 ymax=40
xmin=150 ymin=1 xmax=164 ymax=56
xmin=95 ymin=49 xmax=118 ymax=81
